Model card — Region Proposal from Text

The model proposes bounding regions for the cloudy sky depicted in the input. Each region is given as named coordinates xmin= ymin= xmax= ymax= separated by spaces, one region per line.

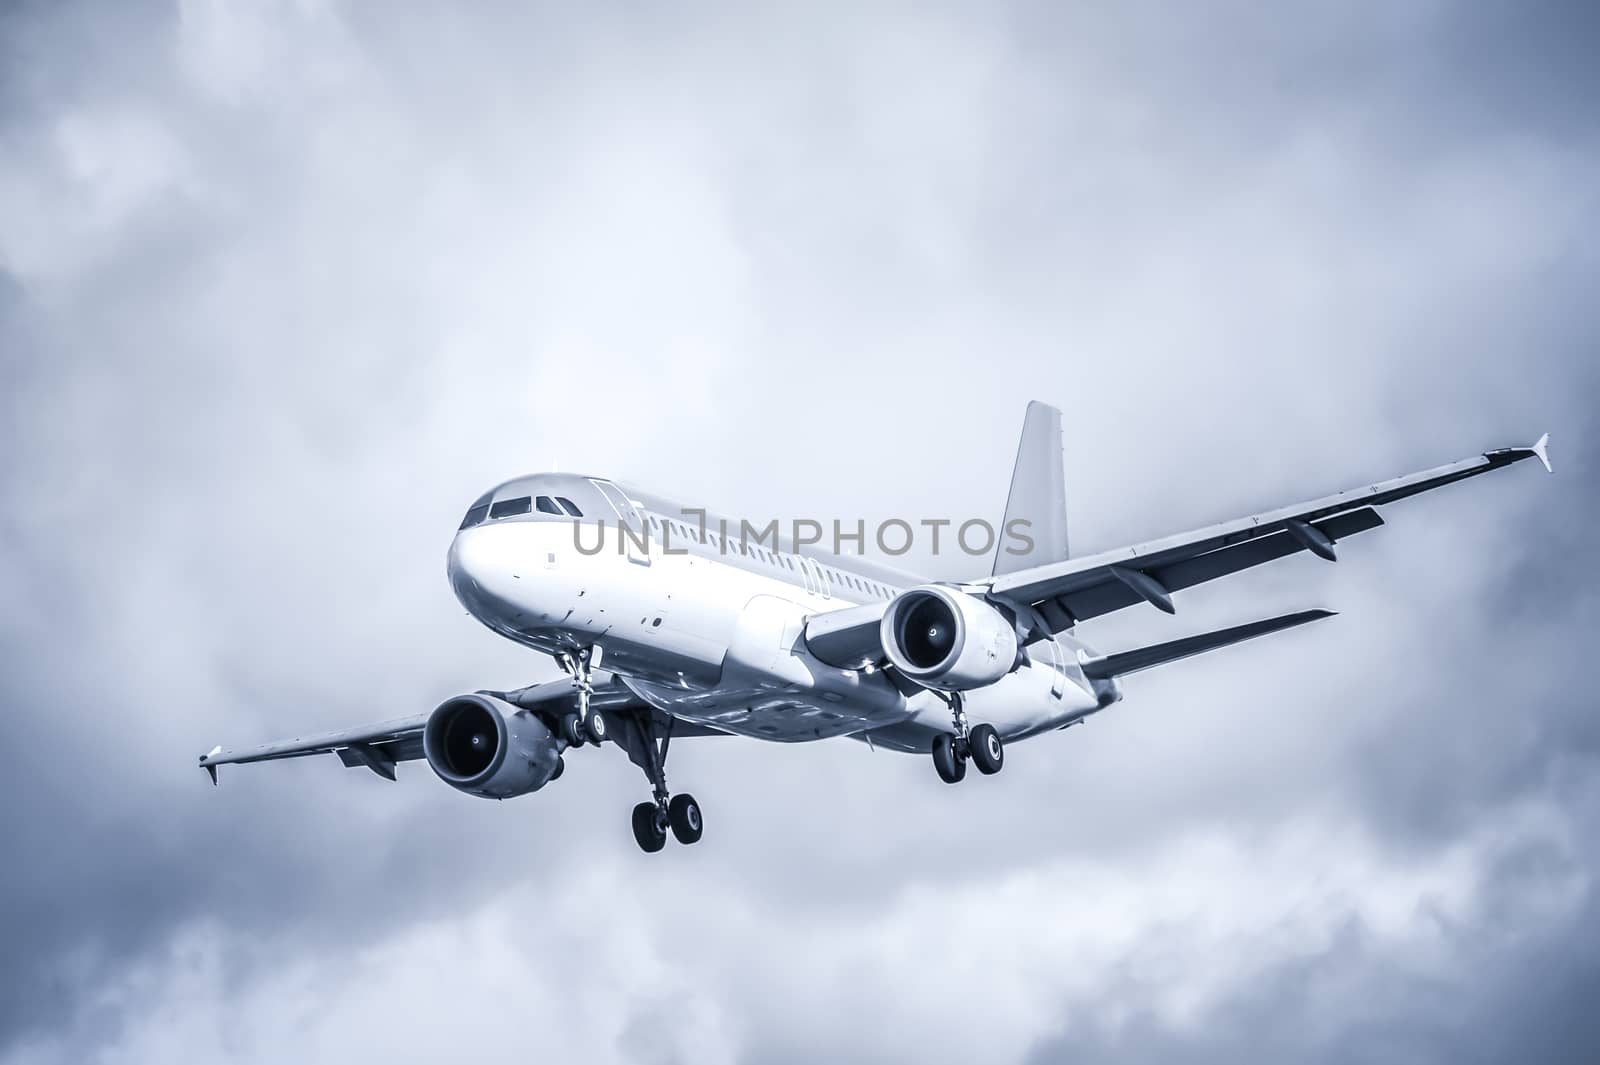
xmin=1 ymin=1 xmax=1596 ymax=1061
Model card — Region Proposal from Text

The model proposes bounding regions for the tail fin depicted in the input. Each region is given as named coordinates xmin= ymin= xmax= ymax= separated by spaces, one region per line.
xmin=1079 ymin=609 xmax=1335 ymax=680
xmin=993 ymin=401 xmax=1069 ymax=576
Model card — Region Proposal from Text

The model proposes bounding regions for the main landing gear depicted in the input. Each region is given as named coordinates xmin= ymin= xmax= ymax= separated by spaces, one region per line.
xmin=615 ymin=708 xmax=703 ymax=854
xmin=632 ymin=793 xmax=703 ymax=853
xmin=546 ymin=646 xmax=701 ymax=853
xmin=930 ymin=692 xmax=1005 ymax=784
xmin=557 ymin=646 xmax=608 ymax=748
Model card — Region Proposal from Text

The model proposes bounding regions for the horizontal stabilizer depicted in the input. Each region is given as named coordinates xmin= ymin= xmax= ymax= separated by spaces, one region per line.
xmin=1079 ymin=609 xmax=1335 ymax=680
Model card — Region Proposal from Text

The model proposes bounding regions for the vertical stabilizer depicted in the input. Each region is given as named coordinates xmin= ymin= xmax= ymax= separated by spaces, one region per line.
xmin=993 ymin=401 xmax=1069 ymax=576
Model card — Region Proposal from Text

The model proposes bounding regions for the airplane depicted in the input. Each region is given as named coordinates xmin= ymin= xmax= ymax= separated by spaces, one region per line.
xmin=199 ymin=404 xmax=1552 ymax=853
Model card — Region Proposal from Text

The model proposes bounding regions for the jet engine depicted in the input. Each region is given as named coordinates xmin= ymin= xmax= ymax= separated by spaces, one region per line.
xmin=880 ymin=585 xmax=1020 ymax=691
xmin=423 ymin=693 xmax=563 ymax=799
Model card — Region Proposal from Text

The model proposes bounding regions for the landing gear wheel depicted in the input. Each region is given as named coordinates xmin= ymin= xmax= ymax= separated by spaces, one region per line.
xmin=932 ymin=732 xmax=967 ymax=784
xmin=584 ymin=710 xmax=608 ymax=746
xmin=969 ymin=724 xmax=1004 ymax=775
xmin=560 ymin=712 xmax=585 ymax=748
xmin=668 ymin=793 xmax=704 ymax=844
xmin=631 ymin=801 xmax=667 ymax=853
xmin=550 ymin=755 xmax=565 ymax=782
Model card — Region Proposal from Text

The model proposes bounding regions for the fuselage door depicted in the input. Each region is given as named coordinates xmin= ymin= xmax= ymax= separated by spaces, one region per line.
xmin=590 ymin=479 xmax=651 ymax=566
xmin=802 ymin=557 xmax=830 ymax=600
xmin=1042 ymin=634 xmax=1066 ymax=697
xmin=796 ymin=555 xmax=818 ymax=595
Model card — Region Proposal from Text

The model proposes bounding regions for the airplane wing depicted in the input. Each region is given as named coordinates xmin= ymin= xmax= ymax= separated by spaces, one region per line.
xmin=198 ymin=674 xmax=720 ymax=783
xmin=199 ymin=715 xmax=429 ymax=783
xmin=803 ymin=435 xmax=1549 ymax=665
xmin=986 ymin=434 xmax=1550 ymax=634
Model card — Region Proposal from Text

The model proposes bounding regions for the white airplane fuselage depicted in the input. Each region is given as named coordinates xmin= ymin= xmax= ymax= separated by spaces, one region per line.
xmin=197 ymin=414 xmax=1550 ymax=854
xmin=447 ymin=474 xmax=1114 ymax=754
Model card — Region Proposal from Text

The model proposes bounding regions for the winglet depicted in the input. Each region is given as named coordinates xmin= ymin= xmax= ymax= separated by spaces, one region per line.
xmin=1485 ymin=432 xmax=1553 ymax=474
xmin=1532 ymin=432 xmax=1552 ymax=474
xmin=201 ymin=745 xmax=222 ymax=785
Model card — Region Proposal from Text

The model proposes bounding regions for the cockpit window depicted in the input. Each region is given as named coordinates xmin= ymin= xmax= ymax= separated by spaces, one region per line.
xmin=459 ymin=491 xmax=494 ymax=530
xmin=535 ymin=495 xmax=562 ymax=515
xmin=555 ymin=496 xmax=582 ymax=517
xmin=490 ymin=496 xmax=532 ymax=519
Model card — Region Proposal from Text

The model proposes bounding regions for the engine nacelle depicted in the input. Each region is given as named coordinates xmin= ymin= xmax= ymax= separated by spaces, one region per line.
xmin=423 ymin=693 xmax=562 ymax=799
xmin=880 ymin=585 xmax=1020 ymax=691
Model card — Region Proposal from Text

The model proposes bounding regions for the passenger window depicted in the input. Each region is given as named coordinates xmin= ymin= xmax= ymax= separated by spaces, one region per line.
xmin=535 ymin=496 xmax=562 ymax=515
xmin=491 ymin=496 xmax=532 ymax=518
xmin=459 ymin=504 xmax=490 ymax=530
xmin=555 ymin=497 xmax=582 ymax=517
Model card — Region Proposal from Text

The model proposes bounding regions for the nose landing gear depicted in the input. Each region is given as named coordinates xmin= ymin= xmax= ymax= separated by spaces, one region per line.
xmin=557 ymin=646 xmax=608 ymax=747
xmin=929 ymin=692 xmax=1005 ymax=783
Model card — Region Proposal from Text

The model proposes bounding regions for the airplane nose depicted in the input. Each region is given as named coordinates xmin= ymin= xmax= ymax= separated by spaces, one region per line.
xmin=448 ymin=526 xmax=505 ymax=611
xmin=449 ymin=521 xmax=549 ymax=619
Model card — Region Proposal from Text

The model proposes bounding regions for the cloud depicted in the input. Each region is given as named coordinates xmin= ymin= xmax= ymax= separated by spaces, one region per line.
xmin=0 ymin=0 xmax=1595 ymax=1062
xmin=7 ymin=797 xmax=1591 ymax=1065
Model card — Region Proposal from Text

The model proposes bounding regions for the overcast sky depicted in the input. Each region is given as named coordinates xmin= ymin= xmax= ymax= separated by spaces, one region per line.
xmin=1 ymin=1 xmax=1596 ymax=1062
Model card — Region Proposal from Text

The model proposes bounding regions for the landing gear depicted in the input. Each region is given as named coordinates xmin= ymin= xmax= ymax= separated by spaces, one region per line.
xmin=614 ymin=709 xmax=703 ymax=853
xmin=631 ymin=801 xmax=667 ymax=852
xmin=932 ymin=733 xmax=967 ymax=784
xmin=969 ymin=723 xmax=1004 ymax=775
xmin=559 ymin=708 xmax=607 ymax=749
xmin=558 ymin=646 xmax=607 ymax=747
xmin=930 ymin=692 xmax=1005 ymax=783
xmin=668 ymin=793 xmax=703 ymax=844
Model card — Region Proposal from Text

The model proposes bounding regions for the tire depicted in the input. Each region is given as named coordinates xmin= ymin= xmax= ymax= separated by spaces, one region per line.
xmin=631 ymin=801 xmax=667 ymax=853
xmin=931 ymin=733 xmax=966 ymax=784
xmin=668 ymin=793 xmax=704 ymax=844
xmin=549 ymin=755 xmax=565 ymax=782
xmin=585 ymin=710 xmax=608 ymax=746
xmin=969 ymin=724 xmax=1004 ymax=775
xmin=560 ymin=712 xmax=585 ymax=748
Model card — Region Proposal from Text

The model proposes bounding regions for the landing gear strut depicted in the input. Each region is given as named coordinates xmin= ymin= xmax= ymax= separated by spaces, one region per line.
xmin=930 ymin=691 xmax=1004 ymax=783
xmin=618 ymin=709 xmax=703 ymax=853
xmin=557 ymin=646 xmax=608 ymax=747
